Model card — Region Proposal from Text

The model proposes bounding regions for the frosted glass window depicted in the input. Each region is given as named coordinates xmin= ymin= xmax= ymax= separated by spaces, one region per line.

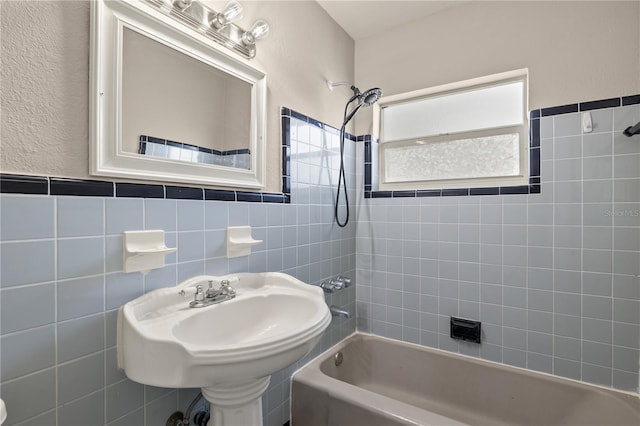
xmin=385 ymin=134 xmax=520 ymax=182
xmin=382 ymin=81 xmax=524 ymax=142
xmin=377 ymin=70 xmax=529 ymax=190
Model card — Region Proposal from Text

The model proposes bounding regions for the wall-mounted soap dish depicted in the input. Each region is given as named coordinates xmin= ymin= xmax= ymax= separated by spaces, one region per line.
xmin=227 ymin=226 xmax=262 ymax=258
xmin=123 ymin=230 xmax=176 ymax=274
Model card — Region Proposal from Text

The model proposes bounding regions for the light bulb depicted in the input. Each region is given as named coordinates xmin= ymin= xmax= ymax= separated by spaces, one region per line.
xmin=210 ymin=1 xmax=243 ymax=29
xmin=172 ymin=0 xmax=192 ymax=10
xmin=241 ymin=20 xmax=270 ymax=45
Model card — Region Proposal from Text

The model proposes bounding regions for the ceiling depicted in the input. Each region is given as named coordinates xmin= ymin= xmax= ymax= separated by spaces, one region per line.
xmin=316 ymin=0 xmax=468 ymax=40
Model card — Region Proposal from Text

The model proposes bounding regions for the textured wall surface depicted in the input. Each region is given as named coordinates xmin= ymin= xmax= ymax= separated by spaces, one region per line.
xmin=1 ymin=1 xmax=90 ymax=178
xmin=0 ymin=114 xmax=357 ymax=426
xmin=0 ymin=0 xmax=354 ymax=192
xmin=356 ymin=102 xmax=640 ymax=393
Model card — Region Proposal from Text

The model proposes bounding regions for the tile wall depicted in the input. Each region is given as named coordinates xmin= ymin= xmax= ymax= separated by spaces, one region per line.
xmin=1 ymin=98 xmax=637 ymax=426
xmin=356 ymin=100 xmax=640 ymax=393
xmin=0 ymin=111 xmax=356 ymax=426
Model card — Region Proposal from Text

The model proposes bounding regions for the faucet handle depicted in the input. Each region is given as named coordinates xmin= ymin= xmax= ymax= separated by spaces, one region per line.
xmin=320 ymin=280 xmax=337 ymax=293
xmin=320 ymin=276 xmax=352 ymax=293
xmin=338 ymin=276 xmax=352 ymax=287
xmin=179 ymin=286 xmax=196 ymax=297
xmin=220 ymin=279 xmax=236 ymax=296
xmin=194 ymin=285 xmax=205 ymax=302
xmin=329 ymin=278 xmax=344 ymax=290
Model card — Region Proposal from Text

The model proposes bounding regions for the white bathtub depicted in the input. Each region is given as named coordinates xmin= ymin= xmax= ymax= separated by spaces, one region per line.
xmin=291 ymin=333 xmax=639 ymax=426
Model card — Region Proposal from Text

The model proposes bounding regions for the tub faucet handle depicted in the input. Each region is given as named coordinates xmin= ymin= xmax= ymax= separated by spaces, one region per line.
xmin=320 ymin=275 xmax=352 ymax=293
xmin=338 ymin=276 xmax=351 ymax=287
xmin=321 ymin=279 xmax=340 ymax=293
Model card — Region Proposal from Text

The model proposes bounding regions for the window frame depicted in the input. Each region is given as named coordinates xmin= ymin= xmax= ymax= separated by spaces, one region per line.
xmin=373 ymin=69 xmax=529 ymax=190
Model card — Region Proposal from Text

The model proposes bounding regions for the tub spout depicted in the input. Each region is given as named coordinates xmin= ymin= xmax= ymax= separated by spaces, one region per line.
xmin=329 ymin=305 xmax=351 ymax=319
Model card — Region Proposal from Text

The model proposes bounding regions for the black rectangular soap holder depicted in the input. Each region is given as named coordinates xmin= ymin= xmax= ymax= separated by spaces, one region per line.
xmin=450 ymin=317 xmax=482 ymax=344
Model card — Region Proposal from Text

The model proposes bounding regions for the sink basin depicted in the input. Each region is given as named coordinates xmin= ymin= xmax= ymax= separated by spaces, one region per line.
xmin=117 ymin=272 xmax=331 ymax=425
xmin=173 ymin=293 xmax=323 ymax=347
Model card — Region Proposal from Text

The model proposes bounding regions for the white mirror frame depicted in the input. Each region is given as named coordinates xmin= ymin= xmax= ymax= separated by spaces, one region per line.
xmin=90 ymin=0 xmax=267 ymax=189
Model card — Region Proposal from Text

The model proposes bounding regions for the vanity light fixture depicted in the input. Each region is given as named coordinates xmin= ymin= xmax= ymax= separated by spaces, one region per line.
xmin=145 ymin=0 xmax=269 ymax=59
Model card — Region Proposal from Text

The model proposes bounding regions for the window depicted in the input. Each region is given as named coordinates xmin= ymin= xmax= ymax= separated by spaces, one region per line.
xmin=374 ymin=69 xmax=529 ymax=190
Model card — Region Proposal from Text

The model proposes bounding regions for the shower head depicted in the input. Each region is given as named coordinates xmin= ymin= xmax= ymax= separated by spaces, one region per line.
xmin=359 ymin=87 xmax=382 ymax=107
xmin=342 ymin=87 xmax=383 ymax=125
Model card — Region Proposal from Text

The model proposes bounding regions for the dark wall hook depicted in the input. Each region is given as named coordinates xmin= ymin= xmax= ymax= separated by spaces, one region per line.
xmin=623 ymin=121 xmax=640 ymax=137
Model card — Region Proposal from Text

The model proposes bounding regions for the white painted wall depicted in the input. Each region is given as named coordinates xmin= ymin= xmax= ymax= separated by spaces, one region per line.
xmin=0 ymin=0 xmax=354 ymax=192
xmin=354 ymin=0 xmax=640 ymax=134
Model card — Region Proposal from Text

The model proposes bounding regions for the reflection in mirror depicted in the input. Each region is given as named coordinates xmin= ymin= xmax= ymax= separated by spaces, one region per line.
xmin=122 ymin=27 xmax=252 ymax=170
xmin=138 ymin=135 xmax=250 ymax=169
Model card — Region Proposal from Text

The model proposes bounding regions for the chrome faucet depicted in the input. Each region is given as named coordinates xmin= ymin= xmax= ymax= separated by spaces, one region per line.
xmin=329 ymin=305 xmax=351 ymax=319
xmin=180 ymin=279 xmax=236 ymax=308
xmin=320 ymin=276 xmax=352 ymax=293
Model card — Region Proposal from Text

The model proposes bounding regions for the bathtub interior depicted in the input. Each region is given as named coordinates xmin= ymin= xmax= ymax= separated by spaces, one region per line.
xmin=297 ymin=333 xmax=640 ymax=426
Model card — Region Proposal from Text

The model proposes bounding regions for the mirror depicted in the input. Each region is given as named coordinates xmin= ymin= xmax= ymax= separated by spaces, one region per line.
xmin=90 ymin=0 xmax=266 ymax=188
xmin=123 ymin=28 xmax=252 ymax=169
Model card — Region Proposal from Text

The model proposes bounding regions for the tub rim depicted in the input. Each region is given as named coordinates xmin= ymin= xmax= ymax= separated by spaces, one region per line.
xmin=292 ymin=332 xmax=640 ymax=400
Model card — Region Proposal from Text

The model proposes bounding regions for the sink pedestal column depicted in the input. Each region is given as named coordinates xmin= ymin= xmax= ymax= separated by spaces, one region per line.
xmin=201 ymin=377 xmax=271 ymax=426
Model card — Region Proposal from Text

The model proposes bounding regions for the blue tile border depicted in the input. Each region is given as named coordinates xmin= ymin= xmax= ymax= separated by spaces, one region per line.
xmin=529 ymin=93 xmax=640 ymax=118
xmin=205 ymin=189 xmax=236 ymax=201
xmin=392 ymin=190 xmax=416 ymax=197
xmin=540 ymin=103 xmax=579 ymax=117
xmin=116 ymin=183 xmax=164 ymax=198
xmin=262 ymin=193 xmax=287 ymax=203
xmin=50 ymin=178 xmax=114 ymax=197
xmin=165 ymin=186 xmax=204 ymax=200
xmin=622 ymin=95 xmax=640 ymax=106
xmin=236 ymin=191 xmax=262 ymax=202
xmin=499 ymin=185 xmax=530 ymax=195
xmin=470 ymin=187 xmax=499 ymax=196
xmin=0 ymin=174 xmax=49 ymax=194
xmin=442 ymin=188 xmax=470 ymax=197
xmin=579 ymin=98 xmax=620 ymax=111
xmin=417 ymin=189 xmax=442 ymax=197
xmin=0 ymin=174 xmax=289 ymax=204
xmin=363 ymin=93 xmax=640 ymax=199
xmin=530 ymin=118 xmax=540 ymax=148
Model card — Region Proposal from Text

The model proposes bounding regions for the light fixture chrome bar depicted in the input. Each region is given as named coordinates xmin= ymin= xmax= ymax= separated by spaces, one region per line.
xmin=145 ymin=0 xmax=257 ymax=59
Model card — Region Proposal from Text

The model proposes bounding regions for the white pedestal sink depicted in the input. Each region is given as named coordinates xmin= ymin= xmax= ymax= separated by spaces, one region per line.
xmin=0 ymin=398 xmax=6 ymax=425
xmin=117 ymin=273 xmax=331 ymax=426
